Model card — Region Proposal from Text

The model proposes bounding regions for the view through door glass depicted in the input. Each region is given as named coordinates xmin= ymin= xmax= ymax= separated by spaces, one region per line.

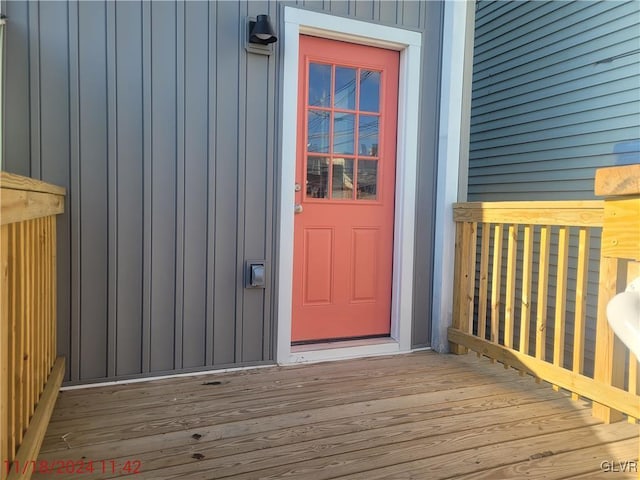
xmin=306 ymin=65 xmax=382 ymax=202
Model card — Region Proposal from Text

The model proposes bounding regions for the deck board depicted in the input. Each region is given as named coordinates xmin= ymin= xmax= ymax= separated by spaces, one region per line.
xmin=33 ymin=352 xmax=638 ymax=479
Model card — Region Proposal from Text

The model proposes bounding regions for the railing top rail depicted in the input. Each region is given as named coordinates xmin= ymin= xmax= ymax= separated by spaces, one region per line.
xmin=1 ymin=172 xmax=66 ymax=225
xmin=0 ymin=171 xmax=66 ymax=196
xmin=453 ymin=200 xmax=604 ymax=227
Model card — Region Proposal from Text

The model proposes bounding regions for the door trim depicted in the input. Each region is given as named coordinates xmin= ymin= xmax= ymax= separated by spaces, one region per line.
xmin=277 ymin=7 xmax=422 ymax=364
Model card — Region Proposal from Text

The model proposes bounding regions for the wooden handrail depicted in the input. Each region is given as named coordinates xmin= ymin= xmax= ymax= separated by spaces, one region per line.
xmin=453 ymin=200 xmax=604 ymax=226
xmin=1 ymin=172 xmax=66 ymax=480
xmin=448 ymin=194 xmax=640 ymax=423
xmin=1 ymin=173 xmax=65 ymax=226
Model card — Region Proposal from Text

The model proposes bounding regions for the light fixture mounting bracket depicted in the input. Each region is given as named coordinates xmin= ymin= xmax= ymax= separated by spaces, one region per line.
xmin=244 ymin=16 xmax=275 ymax=56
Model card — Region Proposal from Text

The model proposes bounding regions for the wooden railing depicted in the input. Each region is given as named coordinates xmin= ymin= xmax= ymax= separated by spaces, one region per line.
xmin=448 ymin=181 xmax=640 ymax=423
xmin=1 ymin=172 xmax=66 ymax=480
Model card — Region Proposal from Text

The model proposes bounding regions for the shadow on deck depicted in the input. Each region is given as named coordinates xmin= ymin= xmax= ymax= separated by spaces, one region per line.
xmin=34 ymin=352 xmax=638 ymax=479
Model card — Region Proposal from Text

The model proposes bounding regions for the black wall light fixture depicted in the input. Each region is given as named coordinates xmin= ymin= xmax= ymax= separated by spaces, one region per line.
xmin=245 ymin=14 xmax=277 ymax=56
xmin=250 ymin=15 xmax=277 ymax=44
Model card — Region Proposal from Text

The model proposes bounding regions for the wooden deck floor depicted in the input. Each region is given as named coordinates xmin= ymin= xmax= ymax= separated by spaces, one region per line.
xmin=34 ymin=352 xmax=638 ymax=479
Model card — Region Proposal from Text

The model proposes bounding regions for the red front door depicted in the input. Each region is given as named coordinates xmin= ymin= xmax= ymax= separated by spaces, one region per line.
xmin=292 ymin=36 xmax=399 ymax=343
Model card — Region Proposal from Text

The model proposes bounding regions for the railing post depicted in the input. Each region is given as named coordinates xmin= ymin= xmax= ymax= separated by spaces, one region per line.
xmin=592 ymin=164 xmax=640 ymax=423
xmin=450 ymin=219 xmax=476 ymax=354
xmin=1 ymin=224 xmax=8 ymax=480
xmin=592 ymin=255 xmax=626 ymax=423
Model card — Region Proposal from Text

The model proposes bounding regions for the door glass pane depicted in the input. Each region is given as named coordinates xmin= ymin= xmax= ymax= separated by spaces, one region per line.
xmin=307 ymin=110 xmax=329 ymax=153
xmin=333 ymin=113 xmax=355 ymax=154
xmin=334 ymin=67 xmax=356 ymax=110
xmin=308 ymin=63 xmax=331 ymax=107
xmin=359 ymin=115 xmax=379 ymax=157
xmin=359 ymin=70 xmax=380 ymax=112
xmin=306 ymin=156 xmax=329 ymax=198
xmin=332 ymin=158 xmax=354 ymax=199
xmin=357 ymin=160 xmax=378 ymax=200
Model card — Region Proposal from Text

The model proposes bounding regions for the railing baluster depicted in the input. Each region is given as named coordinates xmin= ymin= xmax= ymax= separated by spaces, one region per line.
xmin=17 ymin=222 xmax=26 ymax=448
xmin=571 ymin=227 xmax=590 ymax=401
xmin=34 ymin=220 xmax=40 ymax=411
xmin=31 ymin=220 xmax=36 ymax=411
xmin=451 ymin=222 xmax=464 ymax=354
xmin=519 ymin=225 xmax=533 ymax=354
xmin=477 ymin=224 xmax=490 ymax=342
xmin=8 ymin=225 xmax=17 ymax=461
xmin=26 ymin=220 xmax=34 ymax=419
xmin=552 ymin=226 xmax=569 ymax=391
xmin=490 ymin=224 xmax=503 ymax=346
xmin=463 ymin=223 xmax=478 ymax=337
xmin=44 ymin=218 xmax=50 ymax=376
xmin=50 ymin=215 xmax=57 ymax=367
xmin=536 ymin=225 xmax=550 ymax=363
xmin=0 ymin=225 xmax=8 ymax=478
xmin=39 ymin=218 xmax=46 ymax=397
xmin=39 ymin=218 xmax=45 ymax=393
xmin=593 ymin=256 xmax=626 ymax=423
xmin=504 ymin=224 xmax=517 ymax=349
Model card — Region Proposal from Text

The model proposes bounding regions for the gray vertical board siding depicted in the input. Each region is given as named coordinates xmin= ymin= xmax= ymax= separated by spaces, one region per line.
xmin=35 ymin=0 xmax=72 ymax=379
xmin=411 ymin=0 xmax=443 ymax=348
xmin=4 ymin=1 xmax=30 ymax=176
xmin=182 ymin=0 xmax=209 ymax=369
xmin=263 ymin=4 xmax=277 ymax=363
xmin=149 ymin=1 xmax=177 ymax=373
xmin=68 ymin=0 xmax=81 ymax=382
xmin=329 ymin=0 xmax=350 ymax=17
xmin=300 ymin=1 xmax=326 ymax=12
xmin=234 ymin=1 xmax=247 ymax=365
xmin=106 ymin=0 xmax=117 ymax=379
xmin=115 ymin=1 xmax=144 ymax=376
xmin=3 ymin=0 xmax=442 ymax=383
xmin=400 ymin=0 xmax=420 ymax=29
xmin=379 ymin=1 xmax=398 ymax=24
xmin=78 ymin=1 xmax=109 ymax=380
xmin=141 ymin=0 xmax=152 ymax=374
xmin=27 ymin=1 xmax=40 ymax=178
xmin=205 ymin=2 xmax=217 ymax=367
xmin=213 ymin=0 xmax=240 ymax=366
xmin=174 ymin=1 xmax=185 ymax=371
xmin=242 ymin=0 xmax=271 ymax=363
xmin=353 ymin=0 xmax=375 ymax=21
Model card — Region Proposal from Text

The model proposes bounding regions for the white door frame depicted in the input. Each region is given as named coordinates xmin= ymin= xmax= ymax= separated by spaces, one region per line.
xmin=277 ymin=7 xmax=422 ymax=364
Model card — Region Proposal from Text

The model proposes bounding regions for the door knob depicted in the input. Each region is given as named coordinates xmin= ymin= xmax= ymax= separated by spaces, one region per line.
xmin=294 ymin=204 xmax=303 ymax=214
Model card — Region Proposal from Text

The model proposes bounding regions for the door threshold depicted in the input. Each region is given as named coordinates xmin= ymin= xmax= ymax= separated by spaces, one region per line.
xmin=287 ymin=337 xmax=401 ymax=364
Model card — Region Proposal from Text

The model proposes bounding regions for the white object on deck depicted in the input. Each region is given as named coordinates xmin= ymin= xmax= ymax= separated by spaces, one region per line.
xmin=607 ymin=277 xmax=640 ymax=359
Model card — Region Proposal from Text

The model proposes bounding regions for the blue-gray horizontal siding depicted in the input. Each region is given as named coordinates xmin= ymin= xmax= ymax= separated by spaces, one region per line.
xmin=3 ymin=0 xmax=442 ymax=383
xmin=469 ymin=0 xmax=640 ymax=201
xmin=468 ymin=0 xmax=640 ymax=376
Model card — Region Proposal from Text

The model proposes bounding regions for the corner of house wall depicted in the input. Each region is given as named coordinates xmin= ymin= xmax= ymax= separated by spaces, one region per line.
xmin=430 ymin=0 xmax=475 ymax=354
